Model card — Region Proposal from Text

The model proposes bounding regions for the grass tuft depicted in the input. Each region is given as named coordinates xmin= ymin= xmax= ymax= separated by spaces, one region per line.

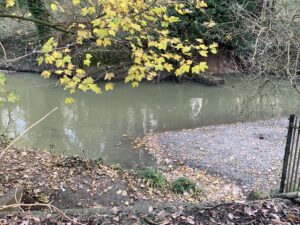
xmin=140 ymin=167 xmax=167 ymax=189
xmin=171 ymin=177 xmax=196 ymax=194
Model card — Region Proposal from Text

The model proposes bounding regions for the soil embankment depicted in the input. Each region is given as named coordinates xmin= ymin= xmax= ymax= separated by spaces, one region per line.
xmin=1 ymin=120 xmax=299 ymax=224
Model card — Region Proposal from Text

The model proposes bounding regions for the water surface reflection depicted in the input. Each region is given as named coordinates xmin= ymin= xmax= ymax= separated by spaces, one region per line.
xmin=1 ymin=73 xmax=299 ymax=167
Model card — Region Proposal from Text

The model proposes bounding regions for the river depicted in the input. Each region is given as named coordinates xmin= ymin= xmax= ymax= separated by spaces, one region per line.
xmin=1 ymin=73 xmax=299 ymax=168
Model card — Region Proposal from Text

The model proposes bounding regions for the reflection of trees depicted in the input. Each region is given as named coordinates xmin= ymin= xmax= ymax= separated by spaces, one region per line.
xmin=231 ymin=78 xmax=300 ymax=120
xmin=189 ymin=98 xmax=203 ymax=121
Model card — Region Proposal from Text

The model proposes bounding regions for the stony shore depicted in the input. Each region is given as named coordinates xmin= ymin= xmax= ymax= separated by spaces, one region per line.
xmin=141 ymin=118 xmax=288 ymax=193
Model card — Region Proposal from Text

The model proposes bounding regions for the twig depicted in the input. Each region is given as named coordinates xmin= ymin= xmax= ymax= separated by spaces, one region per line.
xmin=0 ymin=44 xmax=76 ymax=66
xmin=0 ymin=107 xmax=58 ymax=159
xmin=0 ymin=203 xmax=85 ymax=225
xmin=0 ymin=48 xmax=38 ymax=65
xmin=0 ymin=42 xmax=7 ymax=60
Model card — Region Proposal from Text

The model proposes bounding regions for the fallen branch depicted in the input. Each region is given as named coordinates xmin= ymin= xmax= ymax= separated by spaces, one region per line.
xmin=0 ymin=107 xmax=58 ymax=159
xmin=0 ymin=203 xmax=85 ymax=225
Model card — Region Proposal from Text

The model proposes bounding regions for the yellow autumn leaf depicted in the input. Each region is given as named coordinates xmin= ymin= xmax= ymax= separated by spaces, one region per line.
xmin=200 ymin=50 xmax=208 ymax=57
xmin=105 ymin=82 xmax=114 ymax=91
xmin=72 ymin=0 xmax=80 ymax=5
xmin=103 ymin=38 xmax=112 ymax=46
xmin=209 ymin=42 xmax=218 ymax=49
xmin=84 ymin=59 xmax=91 ymax=66
xmin=6 ymin=0 xmax=15 ymax=8
xmin=210 ymin=48 xmax=217 ymax=54
xmin=164 ymin=63 xmax=173 ymax=72
xmin=86 ymin=54 xmax=92 ymax=59
xmin=52 ymin=51 xmax=62 ymax=59
xmin=204 ymin=20 xmax=216 ymax=28
xmin=196 ymin=0 xmax=208 ymax=9
xmin=89 ymin=84 xmax=101 ymax=94
xmin=192 ymin=62 xmax=209 ymax=74
xmin=50 ymin=3 xmax=58 ymax=12
xmin=63 ymin=55 xmax=72 ymax=63
xmin=76 ymin=69 xmax=86 ymax=77
xmin=64 ymin=97 xmax=75 ymax=105
xmin=37 ymin=57 xmax=44 ymax=65
xmin=41 ymin=70 xmax=51 ymax=79
xmin=105 ymin=72 xmax=115 ymax=81
xmin=131 ymin=82 xmax=139 ymax=88
xmin=78 ymin=24 xmax=86 ymax=29
xmin=175 ymin=63 xmax=190 ymax=76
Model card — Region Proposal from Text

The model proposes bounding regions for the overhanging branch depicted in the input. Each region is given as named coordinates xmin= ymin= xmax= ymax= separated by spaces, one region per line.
xmin=0 ymin=14 xmax=74 ymax=34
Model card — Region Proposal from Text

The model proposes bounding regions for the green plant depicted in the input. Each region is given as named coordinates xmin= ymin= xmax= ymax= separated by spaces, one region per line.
xmin=110 ymin=164 xmax=122 ymax=171
xmin=140 ymin=167 xmax=167 ymax=189
xmin=171 ymin=177 xmax=196 ymax=194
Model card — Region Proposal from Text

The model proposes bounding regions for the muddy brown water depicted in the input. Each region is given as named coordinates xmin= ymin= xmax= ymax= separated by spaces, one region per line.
xmin=1 ymin=73 xmax=300 ymax=168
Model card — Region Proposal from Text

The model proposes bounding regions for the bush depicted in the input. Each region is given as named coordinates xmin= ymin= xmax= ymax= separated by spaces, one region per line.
xmin=171 ymin=177 xmax=196 ymax=194
xmin=140 ymin=167 xmax=167 ymax=189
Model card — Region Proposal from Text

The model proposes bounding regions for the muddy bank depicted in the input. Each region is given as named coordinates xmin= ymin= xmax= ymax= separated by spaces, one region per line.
xmin=141 ymin=118 xmax=288 ymax=193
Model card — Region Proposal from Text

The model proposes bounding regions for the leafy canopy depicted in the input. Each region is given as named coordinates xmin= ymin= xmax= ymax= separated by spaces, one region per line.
xmin=6 ymin=0 xmax=217 ymax=104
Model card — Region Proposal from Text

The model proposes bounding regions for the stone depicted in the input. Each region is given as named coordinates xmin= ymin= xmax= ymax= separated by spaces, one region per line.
xmin=247 ymin=190 xmax=270 ymax=201
xmin=0 ymin=186 xmax=24 ymax=212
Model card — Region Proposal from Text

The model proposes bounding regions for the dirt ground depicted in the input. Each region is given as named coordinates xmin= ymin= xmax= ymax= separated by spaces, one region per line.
xmin=0 ymin=147 xmax=206 ymax=210
xmin=0 ymin=145 xmax=248 ymax=212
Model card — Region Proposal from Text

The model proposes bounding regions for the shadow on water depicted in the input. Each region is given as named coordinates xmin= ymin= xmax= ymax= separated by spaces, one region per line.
xmin=1 ymin=73 xmax=300 ymax=168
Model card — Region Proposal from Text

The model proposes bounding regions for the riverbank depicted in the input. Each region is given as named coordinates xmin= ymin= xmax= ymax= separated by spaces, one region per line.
xmin=140 ymin=118 xmax=288 ymax=194
xmin=0 ymin=144 xmax=247 ymax=212
xmin=1 ymin=122 xmax=299 ymax=224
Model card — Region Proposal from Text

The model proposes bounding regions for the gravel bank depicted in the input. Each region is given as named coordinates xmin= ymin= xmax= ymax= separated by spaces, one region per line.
xmin=143 ymin=118 xmax=289 ymax=192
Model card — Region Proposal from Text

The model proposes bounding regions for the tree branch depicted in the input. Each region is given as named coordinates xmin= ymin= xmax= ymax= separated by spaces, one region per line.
xmin=0 ymin=14 xmax=74 ymax=34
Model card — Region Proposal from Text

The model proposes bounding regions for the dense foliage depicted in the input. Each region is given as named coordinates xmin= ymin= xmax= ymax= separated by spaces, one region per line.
xmin=168 ymin=0 xmax=260 ymax=52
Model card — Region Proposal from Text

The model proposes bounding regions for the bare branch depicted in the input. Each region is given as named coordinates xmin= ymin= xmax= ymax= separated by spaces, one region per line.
xmin=0 ymin=14 xmax=74 ymax=34
xmin=0 ymin=42 xmax=7 ymax=61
